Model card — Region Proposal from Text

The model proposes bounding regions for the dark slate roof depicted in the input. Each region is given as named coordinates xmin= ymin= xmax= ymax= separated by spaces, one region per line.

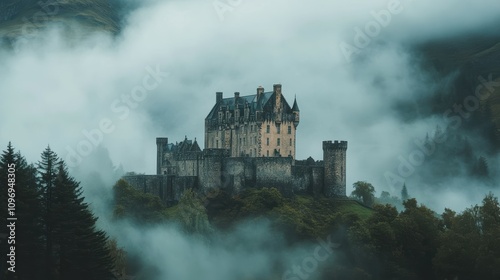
xmin=205 ymin=91 xmax=294 ymax=120
xmin=292 ymin=97 xmax=300 ymax=112
xmin=166 ymin=137 xmax=201 ymax=153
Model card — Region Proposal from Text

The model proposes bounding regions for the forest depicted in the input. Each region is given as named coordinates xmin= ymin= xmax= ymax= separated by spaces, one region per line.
xmin=1 ymin=142 xmax=500 ymax=280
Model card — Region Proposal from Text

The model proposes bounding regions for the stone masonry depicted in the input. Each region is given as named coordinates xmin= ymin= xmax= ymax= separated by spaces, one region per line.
xmin=123 ymin=84 xmax=348 ymax=205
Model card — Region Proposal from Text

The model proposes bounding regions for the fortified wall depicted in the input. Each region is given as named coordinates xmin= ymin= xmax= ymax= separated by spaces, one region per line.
xmin=122 ymin=84 xmax=348 ymax=205
xmin=123 ymin=137 xmax=347 ymax=206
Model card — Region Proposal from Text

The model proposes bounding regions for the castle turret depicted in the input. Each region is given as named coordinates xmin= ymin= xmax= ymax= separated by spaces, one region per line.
xmin=292 ymin=96 xmax=300 ymax=128
xmin=156 ymin=137 xmax=168 ymax=175
xmin=323 ymin=140 xmax=347 ymax=197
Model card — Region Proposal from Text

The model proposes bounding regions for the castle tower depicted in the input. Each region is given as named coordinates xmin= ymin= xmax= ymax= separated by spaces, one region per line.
xmin=323 ymin=140 xmax=348 ymax=197
xmin=156 ymin=137 xmax=168 ymax=175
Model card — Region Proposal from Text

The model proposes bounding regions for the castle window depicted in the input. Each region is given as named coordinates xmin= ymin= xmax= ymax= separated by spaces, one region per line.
xmin=267 ymin=150 xmax=269 ymax=157
xmin=266 ymin=125 xmax=270 ymax=133
xmin=266 ymin=138 xmax=269 ymax=146
xmin=277 ymin=138 xmax=281 ymax=146
xmin=216 ymin=140 xmax=219 ymax=148
xmin=288 ymin=126 xmax=291 ymax=134
xmin=277 ymin=124 xmax=281 ymax=134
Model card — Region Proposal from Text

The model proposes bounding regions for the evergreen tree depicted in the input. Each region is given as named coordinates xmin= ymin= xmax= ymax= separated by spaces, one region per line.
xmin=401 ymin=183 xmax=409 ymax=201
xmin=53 ymin=161 xmax=115 ymax=280
xmin=37 ymin=146 xmax=61 ymax=279
xmin=13 ymin=151 xmax=45 ymax=279
xmin=473 ymin=156 xmax=489 ymax=178
xmin=0 ymin=143 xmax=45 ymax=279
xmin=0 ymin=143 xmax=15 ymax=279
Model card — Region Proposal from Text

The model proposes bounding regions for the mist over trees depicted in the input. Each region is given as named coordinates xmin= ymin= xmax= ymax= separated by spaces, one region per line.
xmin=2 ymin=141 xmax=500 ymax=279
xmin=112 ymin=178 xmax=500 ymax=279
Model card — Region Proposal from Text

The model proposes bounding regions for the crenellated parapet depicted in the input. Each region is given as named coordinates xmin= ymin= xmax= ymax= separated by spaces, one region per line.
xmin=323 ymin=140 xmax=348 ymax=151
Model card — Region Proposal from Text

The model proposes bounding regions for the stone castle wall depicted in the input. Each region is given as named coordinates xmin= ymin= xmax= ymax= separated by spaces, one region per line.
xmin=123 ymin=153 xmax=334 ymax=205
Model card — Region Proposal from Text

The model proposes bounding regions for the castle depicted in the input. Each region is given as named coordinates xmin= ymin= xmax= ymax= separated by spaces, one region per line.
xmin=123 ymin=84 xmax=348 ymax=205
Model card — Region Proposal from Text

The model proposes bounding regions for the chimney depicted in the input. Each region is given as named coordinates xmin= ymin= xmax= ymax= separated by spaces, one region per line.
xmin=216 ymin=92 xmax=223 ymax=103
xmin=273 ymin=84 xmax=282 ymax=110
xmin=257 ymin=86 xmax=264 ymax=100
xmin=273 ymin=84 xmax=282 ymax=95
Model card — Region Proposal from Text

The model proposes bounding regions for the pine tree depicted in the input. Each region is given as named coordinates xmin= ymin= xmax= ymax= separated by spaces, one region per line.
xmin=401 ymin=183 xmax=409 ymax=201
xmin=0 ymin=142 xmax=15 ymax=279
xmin=13 ymin=151 xmax=45 ymax=279
xmin=475 ymin=156 xmax=489 ymax=178
xmin=0 ymin=143 xmax=45 ymax=279
xmin=53 ymin=161 xmax=115 ymax=280
xmin=37 ymin=146 xmax=61 ymax=279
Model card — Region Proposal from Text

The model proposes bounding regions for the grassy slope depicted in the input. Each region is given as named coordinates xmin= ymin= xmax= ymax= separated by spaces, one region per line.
xmin=113 ymin=179 xmax=374 ymax=240
xmin=206 ymin=188 xmax=373 ymax=240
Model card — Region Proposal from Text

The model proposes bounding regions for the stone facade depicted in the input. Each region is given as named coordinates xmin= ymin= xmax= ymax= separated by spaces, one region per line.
xmin=204 ymin=84 xmax=299 ymax=158
xmin=123 ymin=84 xmax=348 ymax=205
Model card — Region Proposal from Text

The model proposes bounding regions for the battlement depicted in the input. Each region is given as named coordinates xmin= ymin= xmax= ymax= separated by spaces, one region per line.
xmin=156 ymin=137 xmax=168 ymax=144
xmin=323 ymin=140 xmax=348 ymax=150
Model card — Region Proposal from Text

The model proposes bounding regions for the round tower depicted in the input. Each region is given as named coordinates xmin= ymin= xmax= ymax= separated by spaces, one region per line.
xmin=323 ymin=140 xmax=348 ymax=197
xmin=156 ymin=137 xmax=168 ymax=175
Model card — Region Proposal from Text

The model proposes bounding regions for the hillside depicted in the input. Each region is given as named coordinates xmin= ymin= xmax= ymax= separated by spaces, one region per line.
xmin=0 ymin=0 xmax=120 ymax=42
xmin=416 ymin=34 xmax=500 ymax=146
xmin=112 ymin=179 xmax=374 ymax=240
xmin=112 ymin=179 xmax=500 ymax=279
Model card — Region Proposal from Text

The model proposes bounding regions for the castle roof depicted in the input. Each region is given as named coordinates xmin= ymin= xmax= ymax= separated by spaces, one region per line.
xmin=292 ymin=96 xmax=300 ymax=112
xmin=205 ymin=91 xmax=295 ymax=121
xmin=166 ymin=137 xmax=201 ymax=153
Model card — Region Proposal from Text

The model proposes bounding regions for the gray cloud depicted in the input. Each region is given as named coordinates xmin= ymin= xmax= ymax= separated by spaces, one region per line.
xmin=1 ymin=0 xmax=500 ymax=251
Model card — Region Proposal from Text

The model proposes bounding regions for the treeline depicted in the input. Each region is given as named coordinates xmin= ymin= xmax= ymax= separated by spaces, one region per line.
xmin=0 ymin=142 xmax=115 ymax=280
xmin=345 ymin=181 xmax=500 ymax=279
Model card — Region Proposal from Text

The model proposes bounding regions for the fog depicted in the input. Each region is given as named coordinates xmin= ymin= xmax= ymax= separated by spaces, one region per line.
xmin=1 ymin=0 xmax=500 ymax=277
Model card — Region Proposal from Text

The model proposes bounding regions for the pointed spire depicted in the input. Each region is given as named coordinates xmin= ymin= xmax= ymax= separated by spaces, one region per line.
xmin=292 ymin=95 xmax=300 ymax=112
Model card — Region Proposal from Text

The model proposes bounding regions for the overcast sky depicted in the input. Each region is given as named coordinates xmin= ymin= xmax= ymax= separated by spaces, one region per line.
xmin=1 ymin=0 xmax=500 ymax=212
